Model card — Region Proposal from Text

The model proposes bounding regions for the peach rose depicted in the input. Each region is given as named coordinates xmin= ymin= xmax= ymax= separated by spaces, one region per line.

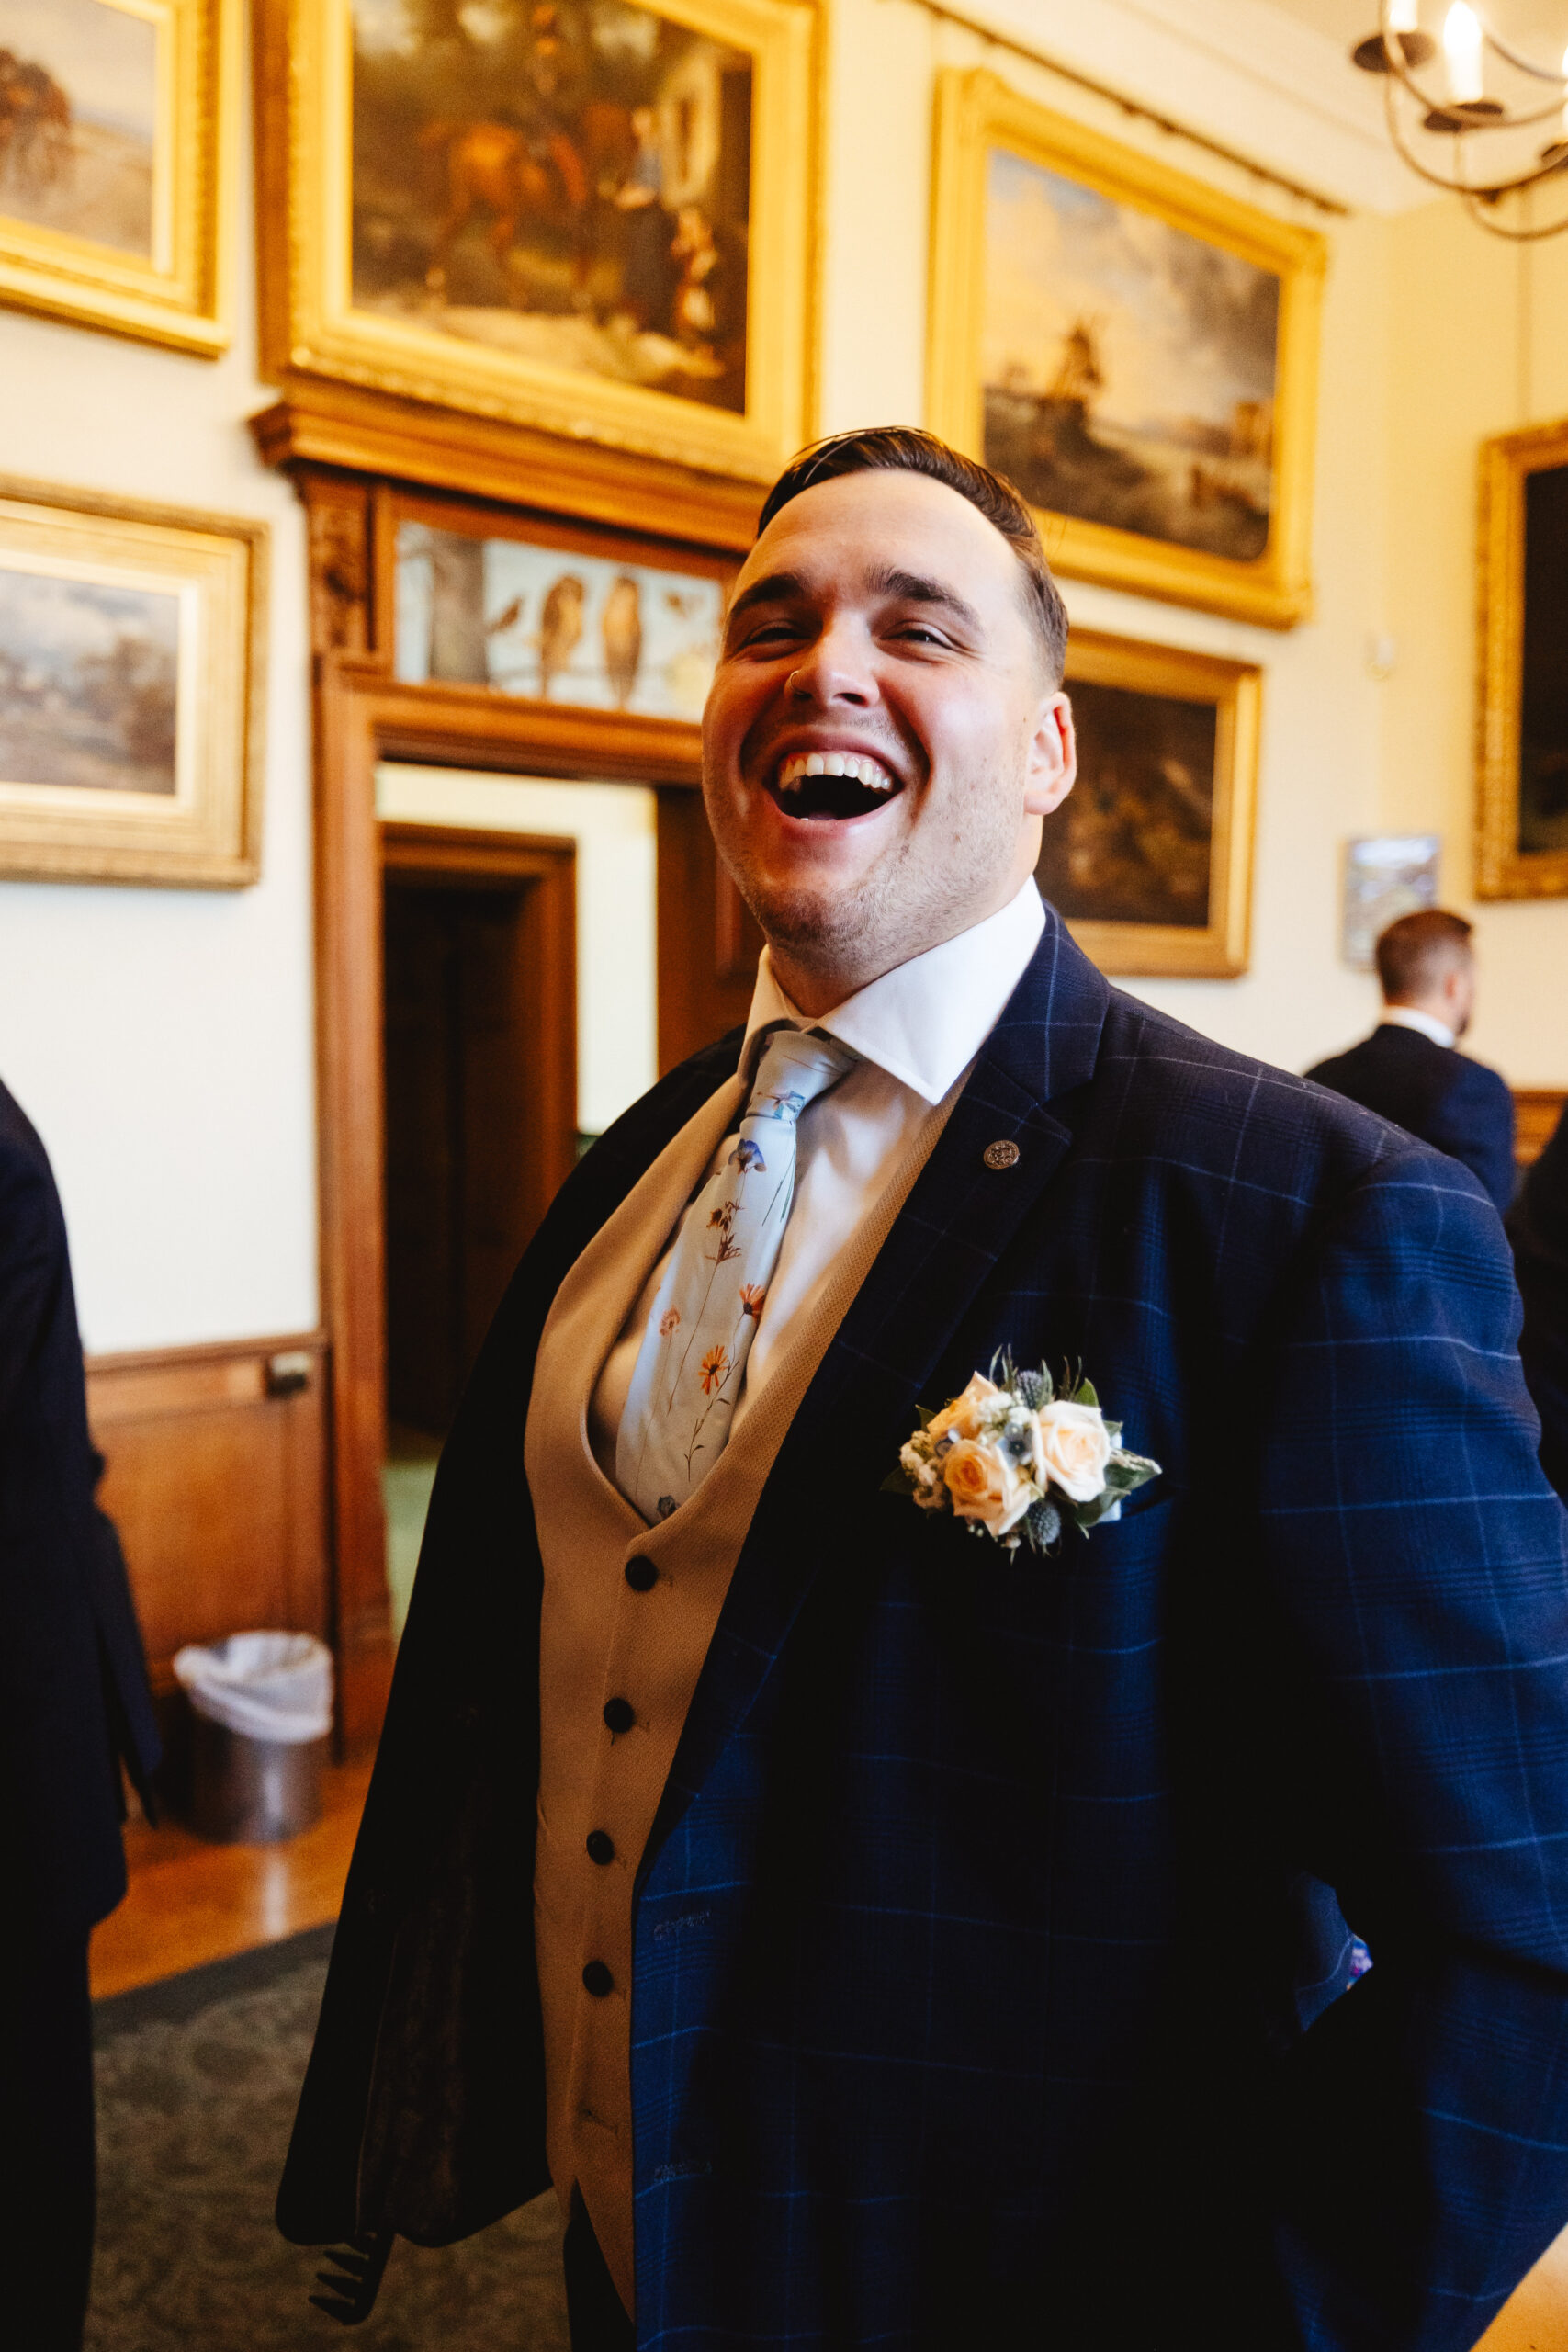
xmin=926 ymin=1371 xmax=1003 ymax=1447
xmin=1035 ymin=1402 xmax=1111 ymax=1502
xmin=942 ymin=1436 xmax=1032 ymax=1536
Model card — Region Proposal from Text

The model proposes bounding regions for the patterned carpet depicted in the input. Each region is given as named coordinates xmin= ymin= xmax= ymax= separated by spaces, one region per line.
xmin=88 ymin=1928 xmax=570 ymax=2351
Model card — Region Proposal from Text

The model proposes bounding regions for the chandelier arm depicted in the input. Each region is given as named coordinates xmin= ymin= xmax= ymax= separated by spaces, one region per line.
xmin=1375 ymin=0 xmax=1568 ymax=120
xmin=1383 ymin=77 xmax=1568 ymax=195
xmin=1468 ymin=7 xmax=1568 ymax=84
xmin=1460 ymin=188 xmax=1568 ymax=237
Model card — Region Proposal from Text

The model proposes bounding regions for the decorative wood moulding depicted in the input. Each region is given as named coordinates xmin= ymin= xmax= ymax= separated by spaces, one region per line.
xmin=251 ymin=379 xmax=764 ymax=557
xmin=1515 ymin=1090 xmax=1567 ymax=1166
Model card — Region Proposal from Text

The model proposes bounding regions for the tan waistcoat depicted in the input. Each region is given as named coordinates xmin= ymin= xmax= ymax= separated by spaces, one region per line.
xmin=525 ymin=1068 xmax=958 ymax=2317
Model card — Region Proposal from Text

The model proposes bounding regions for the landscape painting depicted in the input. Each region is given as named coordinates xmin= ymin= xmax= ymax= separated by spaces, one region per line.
xmin=1037 ymin=628 xmax=1259 ymax=978
xmin=0 ymin=563 xmax=180 ymax=794
xmin=1036 ymin=676 xmax=1217 ymax=931
xmin=352 ymin=0 xmax=752 ymax=414
xmin=982 ymin=149 xmax=1279 ymax=566
xmin=928 ymin=74 xmax=1325 ymax=628
xmin=0 ymin=0 xmax=158 ymax=259
xmin=0 ymin=477 xmax=265 ymax=887
xmin=394 ymin=520 xmax=723 ymax=720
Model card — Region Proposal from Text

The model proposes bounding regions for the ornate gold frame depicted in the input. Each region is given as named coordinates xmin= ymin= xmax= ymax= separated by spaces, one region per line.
xmin=1047 ymin=628 xmax=1260 ymax=978
xmin=1476 ymin=416 xmax=1568 ymax=900
xmin=927 ymin=71 xmax=1325 ymax=631
xmin=0 ymin=0 xmax=237 ymax=355
xmin=0 ymin=474 xmax=265 ymax=887
xmin=255 ymin=0 xmax=816 ymax=483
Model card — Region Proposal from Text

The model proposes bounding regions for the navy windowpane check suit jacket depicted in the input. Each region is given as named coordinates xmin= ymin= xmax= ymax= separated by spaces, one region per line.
xmin=279 ymin=911 xmax=1568 ymax=2350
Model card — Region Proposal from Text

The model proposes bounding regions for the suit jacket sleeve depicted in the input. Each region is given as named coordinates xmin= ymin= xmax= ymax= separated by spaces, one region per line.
xmin=1257 ymin=1141 xmax=1568 ymax=2350
xmin=1424 ymin=1057 xmax=1517 ymax=1217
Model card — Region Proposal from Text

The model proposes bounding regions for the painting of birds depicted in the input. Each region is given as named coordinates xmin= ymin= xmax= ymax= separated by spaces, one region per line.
xmin=537 ymin=572 xmax=584 ymax=699
xmin=602 ymin=572 xmax=643 ymax=710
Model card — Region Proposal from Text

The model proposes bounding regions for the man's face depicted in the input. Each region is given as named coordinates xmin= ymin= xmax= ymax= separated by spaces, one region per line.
xmin=701 ymin=469 xmax=1076 ymax=1004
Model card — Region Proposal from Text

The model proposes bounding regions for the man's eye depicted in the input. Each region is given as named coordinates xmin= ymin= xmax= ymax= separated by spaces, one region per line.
xmin=739 ymin=620 xmax=805 ymax=648
xmin=891 ymin=624 xmax=949 ymax=649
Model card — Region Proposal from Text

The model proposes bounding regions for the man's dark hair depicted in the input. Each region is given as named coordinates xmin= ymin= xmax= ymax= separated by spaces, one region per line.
xmin=1375 ymin=907 xmax=1474 ymax=1001
xmin=757 ymin=427 xmax=1069 ymax=684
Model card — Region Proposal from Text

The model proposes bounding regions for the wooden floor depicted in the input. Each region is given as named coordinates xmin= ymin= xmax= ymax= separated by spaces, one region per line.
xmin=90 ymin=1757 xmax=373 ymax=2000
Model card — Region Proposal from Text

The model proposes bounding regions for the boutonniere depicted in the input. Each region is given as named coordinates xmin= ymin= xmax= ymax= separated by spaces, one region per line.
xmin=886 ymin=1354 xmax=1161 ymax=1553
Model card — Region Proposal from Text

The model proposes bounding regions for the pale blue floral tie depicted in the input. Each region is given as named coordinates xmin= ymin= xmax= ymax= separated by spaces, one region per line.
xmin=616 ymin=1026 xmax=858 ymax=1522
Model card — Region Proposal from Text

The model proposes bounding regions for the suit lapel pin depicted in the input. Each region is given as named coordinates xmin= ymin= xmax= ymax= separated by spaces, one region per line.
xmin=982 ymin=1139 xmax=1021 ymax=1170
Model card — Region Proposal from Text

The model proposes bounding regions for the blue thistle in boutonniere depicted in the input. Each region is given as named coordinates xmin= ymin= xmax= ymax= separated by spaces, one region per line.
xmin=885 ymin=1352 xmax=1160 ymax=1554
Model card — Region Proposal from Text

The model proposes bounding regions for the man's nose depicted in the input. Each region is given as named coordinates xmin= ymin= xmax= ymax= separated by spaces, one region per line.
xmin=786 ymin=619 xmax=877 ymax=707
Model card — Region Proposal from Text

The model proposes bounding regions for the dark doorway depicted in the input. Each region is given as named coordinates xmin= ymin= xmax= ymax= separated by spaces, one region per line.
xmin=381 ymin=827 xmax=577 ymax=1447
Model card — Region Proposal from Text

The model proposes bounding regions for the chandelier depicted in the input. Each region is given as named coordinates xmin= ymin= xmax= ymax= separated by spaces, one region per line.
xmin=1350 ymin=1 xmax=1568 ymax=238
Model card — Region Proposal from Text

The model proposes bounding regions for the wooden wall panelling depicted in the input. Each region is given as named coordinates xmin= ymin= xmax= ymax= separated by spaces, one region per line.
xmin=86 ymin=1332 xmax=330 ymax=1691
xmin=1517 ymin=1091 xmax=1567 ymax=1167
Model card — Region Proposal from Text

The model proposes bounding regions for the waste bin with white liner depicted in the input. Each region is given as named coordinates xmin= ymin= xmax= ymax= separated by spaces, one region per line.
xmin=173 ymin=1633 xmax=333 ymax=1843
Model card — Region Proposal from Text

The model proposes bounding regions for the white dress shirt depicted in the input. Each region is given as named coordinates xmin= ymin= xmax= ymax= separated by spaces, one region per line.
xmin=1382 ymin=1004 xmax=1456 ymax=1050
xmin=590 ymin=879 xmax=1046 ymax=1483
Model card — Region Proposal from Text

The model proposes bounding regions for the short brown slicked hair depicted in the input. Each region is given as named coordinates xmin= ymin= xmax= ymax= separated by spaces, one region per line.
xmin=756 ymin=427 xmax=1069 ymax=685
xmin=1375 ymin=907 xmax=1474 ymax=1001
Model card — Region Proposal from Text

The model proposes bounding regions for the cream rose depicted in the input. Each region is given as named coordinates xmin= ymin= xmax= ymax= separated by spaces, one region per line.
xmin=942 ymin=1436 xmax=1033 ymax=1536
xmin=926 ymin=1372 xmax=1003 ymax=1447
xmin=1034 ymin=1402 xmax=1112 ymax=1502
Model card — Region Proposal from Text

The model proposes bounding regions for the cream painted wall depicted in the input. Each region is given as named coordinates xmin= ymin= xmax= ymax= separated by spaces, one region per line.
xmin=0 ymin=49 xmax=318 ymax=1354
xmin=0 ymin=0 xmax=1555 ymax=1357
xmin=1379 ymin=204 xmax=1568 ymax=1086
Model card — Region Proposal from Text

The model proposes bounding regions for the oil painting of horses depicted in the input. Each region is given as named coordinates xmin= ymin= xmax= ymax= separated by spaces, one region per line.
xmin=0 ymin=0 xmax=156 ymax=258
xmin=352 ymin=0 xmax=753 ymax=415
xmin=982 ymin=147 xmax=1280 ymax=566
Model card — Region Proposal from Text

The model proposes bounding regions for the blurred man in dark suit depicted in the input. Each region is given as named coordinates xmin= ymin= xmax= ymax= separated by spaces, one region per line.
xmin=1510 ymin=1102 xmax=1568 ymax=1501
xmin=0 ymin=1076 xmax=161 ymax=2350
xmin=1307 ymin=908 xmax=1516 ymax=1215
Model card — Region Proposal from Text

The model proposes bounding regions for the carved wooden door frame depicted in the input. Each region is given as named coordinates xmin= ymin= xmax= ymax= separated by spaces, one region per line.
xmin=258 ymin=402 xmax=761 ymax=1747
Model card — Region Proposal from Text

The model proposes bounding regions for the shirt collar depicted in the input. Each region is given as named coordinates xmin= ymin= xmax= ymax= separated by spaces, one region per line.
xmin=740 ymin=880 xmax=1046 ymax=1105
xmin=1382 ymin=1004 xmax=1456 ymax=1051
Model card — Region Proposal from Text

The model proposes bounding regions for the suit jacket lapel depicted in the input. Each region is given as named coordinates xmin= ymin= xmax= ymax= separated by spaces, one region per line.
xmin=641 ymin=911 xmax=1112 ymax=1883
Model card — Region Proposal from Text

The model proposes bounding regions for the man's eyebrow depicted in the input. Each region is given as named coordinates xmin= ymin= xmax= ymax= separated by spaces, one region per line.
xmin=865 ymin=565 xmax=982 ymax=634
xmin=725 ymin=564 xmax=983 ymax=633
xmin=726 ymin=570 xmax=808 ymax=624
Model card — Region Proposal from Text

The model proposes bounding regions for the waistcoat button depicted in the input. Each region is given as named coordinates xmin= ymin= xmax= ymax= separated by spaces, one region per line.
xmin=582 ymin=1961 xmax=614 ymax=1997
xmin=625 ymin=1555 xmax=658 ymax=1591
xmin=603 ymin=1696 xmax=635 ymax=1735
xmin=586 ymin=1830 xmax=615 ymax=1864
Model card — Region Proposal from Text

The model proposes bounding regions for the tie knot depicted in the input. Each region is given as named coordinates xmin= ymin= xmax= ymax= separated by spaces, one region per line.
xmin=743 ymin=1026 xmax=858 ymax=1128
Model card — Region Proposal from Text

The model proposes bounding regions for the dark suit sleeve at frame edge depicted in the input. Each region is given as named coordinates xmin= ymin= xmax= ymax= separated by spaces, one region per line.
xmin=1253 ymin=1141 xmax=1568 ymax=2351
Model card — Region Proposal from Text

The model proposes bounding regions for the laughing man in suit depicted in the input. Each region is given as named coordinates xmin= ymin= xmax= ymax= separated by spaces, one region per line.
xmin=279 ymin=430 xmax=1568 ymax=2352
xmin=1307 ymin=908 xmax=1517 ymax=1216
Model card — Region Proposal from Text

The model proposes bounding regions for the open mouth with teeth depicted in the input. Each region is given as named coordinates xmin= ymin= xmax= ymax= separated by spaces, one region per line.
xmin=768 ymin=750 xmax=901 ymax=821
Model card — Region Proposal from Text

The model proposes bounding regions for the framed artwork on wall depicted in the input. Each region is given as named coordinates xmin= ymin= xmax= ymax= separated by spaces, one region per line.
xmin=392 ymin=506 xmax=726 ymax=720
xmin=1036 ymin=628 xmax=1260 ymax=978
xmin=1476 ymin=416 xmax=1568 ymax=899
xmin=0 ymin=0 xmax=236 ymax=354
xmin=1341 ymin=833 xmax=1439 ymax=967
xmin=0 ymin=475 xmax=266 ymax=886
xmin=928 ymin=71 xmax=1325 ymax=631
xmin=255 ymin=0 xmax=815 ymax=485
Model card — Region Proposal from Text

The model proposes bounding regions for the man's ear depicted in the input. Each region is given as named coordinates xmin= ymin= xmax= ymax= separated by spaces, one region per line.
xmin=1022 ymin=691 xmax=1077 ymax=819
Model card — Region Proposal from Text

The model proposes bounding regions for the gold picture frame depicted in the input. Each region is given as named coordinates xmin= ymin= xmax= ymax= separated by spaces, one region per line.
xmin=0 ymin=474 xmax=266 ymax=887
xmin=255 ymin=0 xmax=816 ymax=484
xmin=1038 ymin=628 xmax=1260 ymax=978
xmin=1476 ymin=416 xmax=1568 ymax=899
xmin=928 ymin=71 xmax=1325 ymax=631
xmin=0 ymin=0 xmax=238 ymax=356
